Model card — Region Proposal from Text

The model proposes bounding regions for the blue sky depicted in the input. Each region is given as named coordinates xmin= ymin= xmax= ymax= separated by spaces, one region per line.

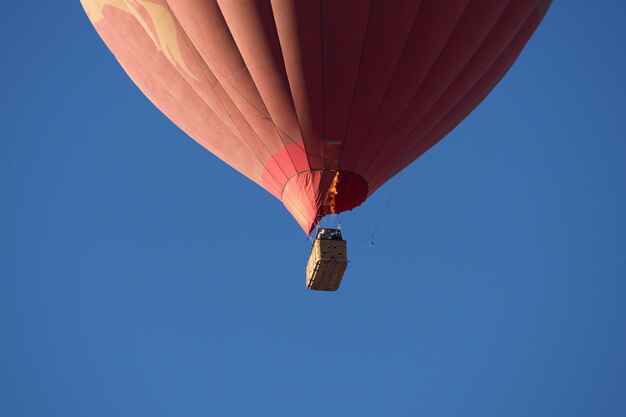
xmin=2 ymin=2 xmax=626 ymax=416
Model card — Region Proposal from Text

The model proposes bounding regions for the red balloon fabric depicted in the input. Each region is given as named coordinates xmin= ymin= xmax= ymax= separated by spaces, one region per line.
xmin=81 ymin=0 xmax=551 ymax=233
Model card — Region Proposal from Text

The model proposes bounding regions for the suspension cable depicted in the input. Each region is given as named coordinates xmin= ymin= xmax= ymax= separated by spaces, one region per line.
xmin=361 ymin=174 xmax=402 ymax=247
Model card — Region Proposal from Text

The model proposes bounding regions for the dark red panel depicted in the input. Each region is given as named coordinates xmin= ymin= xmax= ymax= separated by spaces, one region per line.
xmin=271 ymin=0 xmax=325 ymax=170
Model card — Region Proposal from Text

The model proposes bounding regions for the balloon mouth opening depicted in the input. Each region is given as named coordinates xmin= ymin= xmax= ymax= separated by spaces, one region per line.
xmin=281 ymin=170 xmax=368 ymax=234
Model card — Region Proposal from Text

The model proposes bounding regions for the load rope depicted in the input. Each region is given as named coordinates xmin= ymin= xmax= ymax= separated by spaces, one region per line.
xmin=361 ymin=174 xmax=402 ymax=247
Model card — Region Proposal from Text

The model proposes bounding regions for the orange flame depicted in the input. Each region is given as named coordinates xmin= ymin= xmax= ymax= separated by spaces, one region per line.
xmin=322 ymin=172 xmax=340 ymax=215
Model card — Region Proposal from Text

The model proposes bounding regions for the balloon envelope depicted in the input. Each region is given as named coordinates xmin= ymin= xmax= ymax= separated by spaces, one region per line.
xmin=81 ymin=0 xmax=551 ymax=233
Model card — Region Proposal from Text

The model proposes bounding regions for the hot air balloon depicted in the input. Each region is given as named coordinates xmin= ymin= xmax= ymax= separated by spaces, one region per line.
xmin=81 ymin=0 xmax=552 ymax=290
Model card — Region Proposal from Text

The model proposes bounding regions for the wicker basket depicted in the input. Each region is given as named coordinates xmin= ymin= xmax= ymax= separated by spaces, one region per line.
xmin=306 ymin=237 xmax=348 ymax=291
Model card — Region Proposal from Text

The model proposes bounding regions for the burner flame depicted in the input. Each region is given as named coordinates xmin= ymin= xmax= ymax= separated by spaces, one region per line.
xmin=322 ymin=172 xmax=340 ymax=215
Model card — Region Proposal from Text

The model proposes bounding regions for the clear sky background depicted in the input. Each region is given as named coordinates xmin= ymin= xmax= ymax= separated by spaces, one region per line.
xmin=2 ymin=2 xmax=626 ymax=416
